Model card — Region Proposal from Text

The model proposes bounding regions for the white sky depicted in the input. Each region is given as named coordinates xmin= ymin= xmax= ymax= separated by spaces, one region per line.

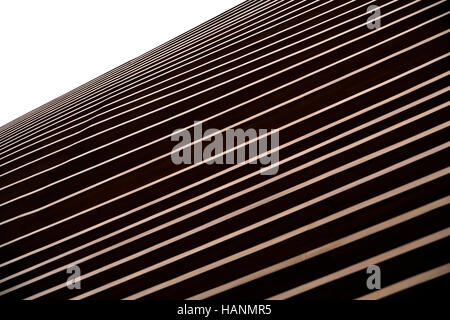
xmin=0 ymin=0 xmax=243 ymax=128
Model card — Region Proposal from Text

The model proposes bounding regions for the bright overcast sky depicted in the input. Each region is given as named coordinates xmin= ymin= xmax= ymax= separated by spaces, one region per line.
xmin=0 ymin=0 xmax=243 ymax=128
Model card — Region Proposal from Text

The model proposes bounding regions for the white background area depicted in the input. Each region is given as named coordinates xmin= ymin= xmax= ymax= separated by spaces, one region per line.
xmin=0 ymin=0 xmax=243 ymax=128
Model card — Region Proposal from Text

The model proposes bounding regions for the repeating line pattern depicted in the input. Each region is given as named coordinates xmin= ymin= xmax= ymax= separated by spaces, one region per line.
xmin=0 ymin=0 xmax=448 ymax=300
